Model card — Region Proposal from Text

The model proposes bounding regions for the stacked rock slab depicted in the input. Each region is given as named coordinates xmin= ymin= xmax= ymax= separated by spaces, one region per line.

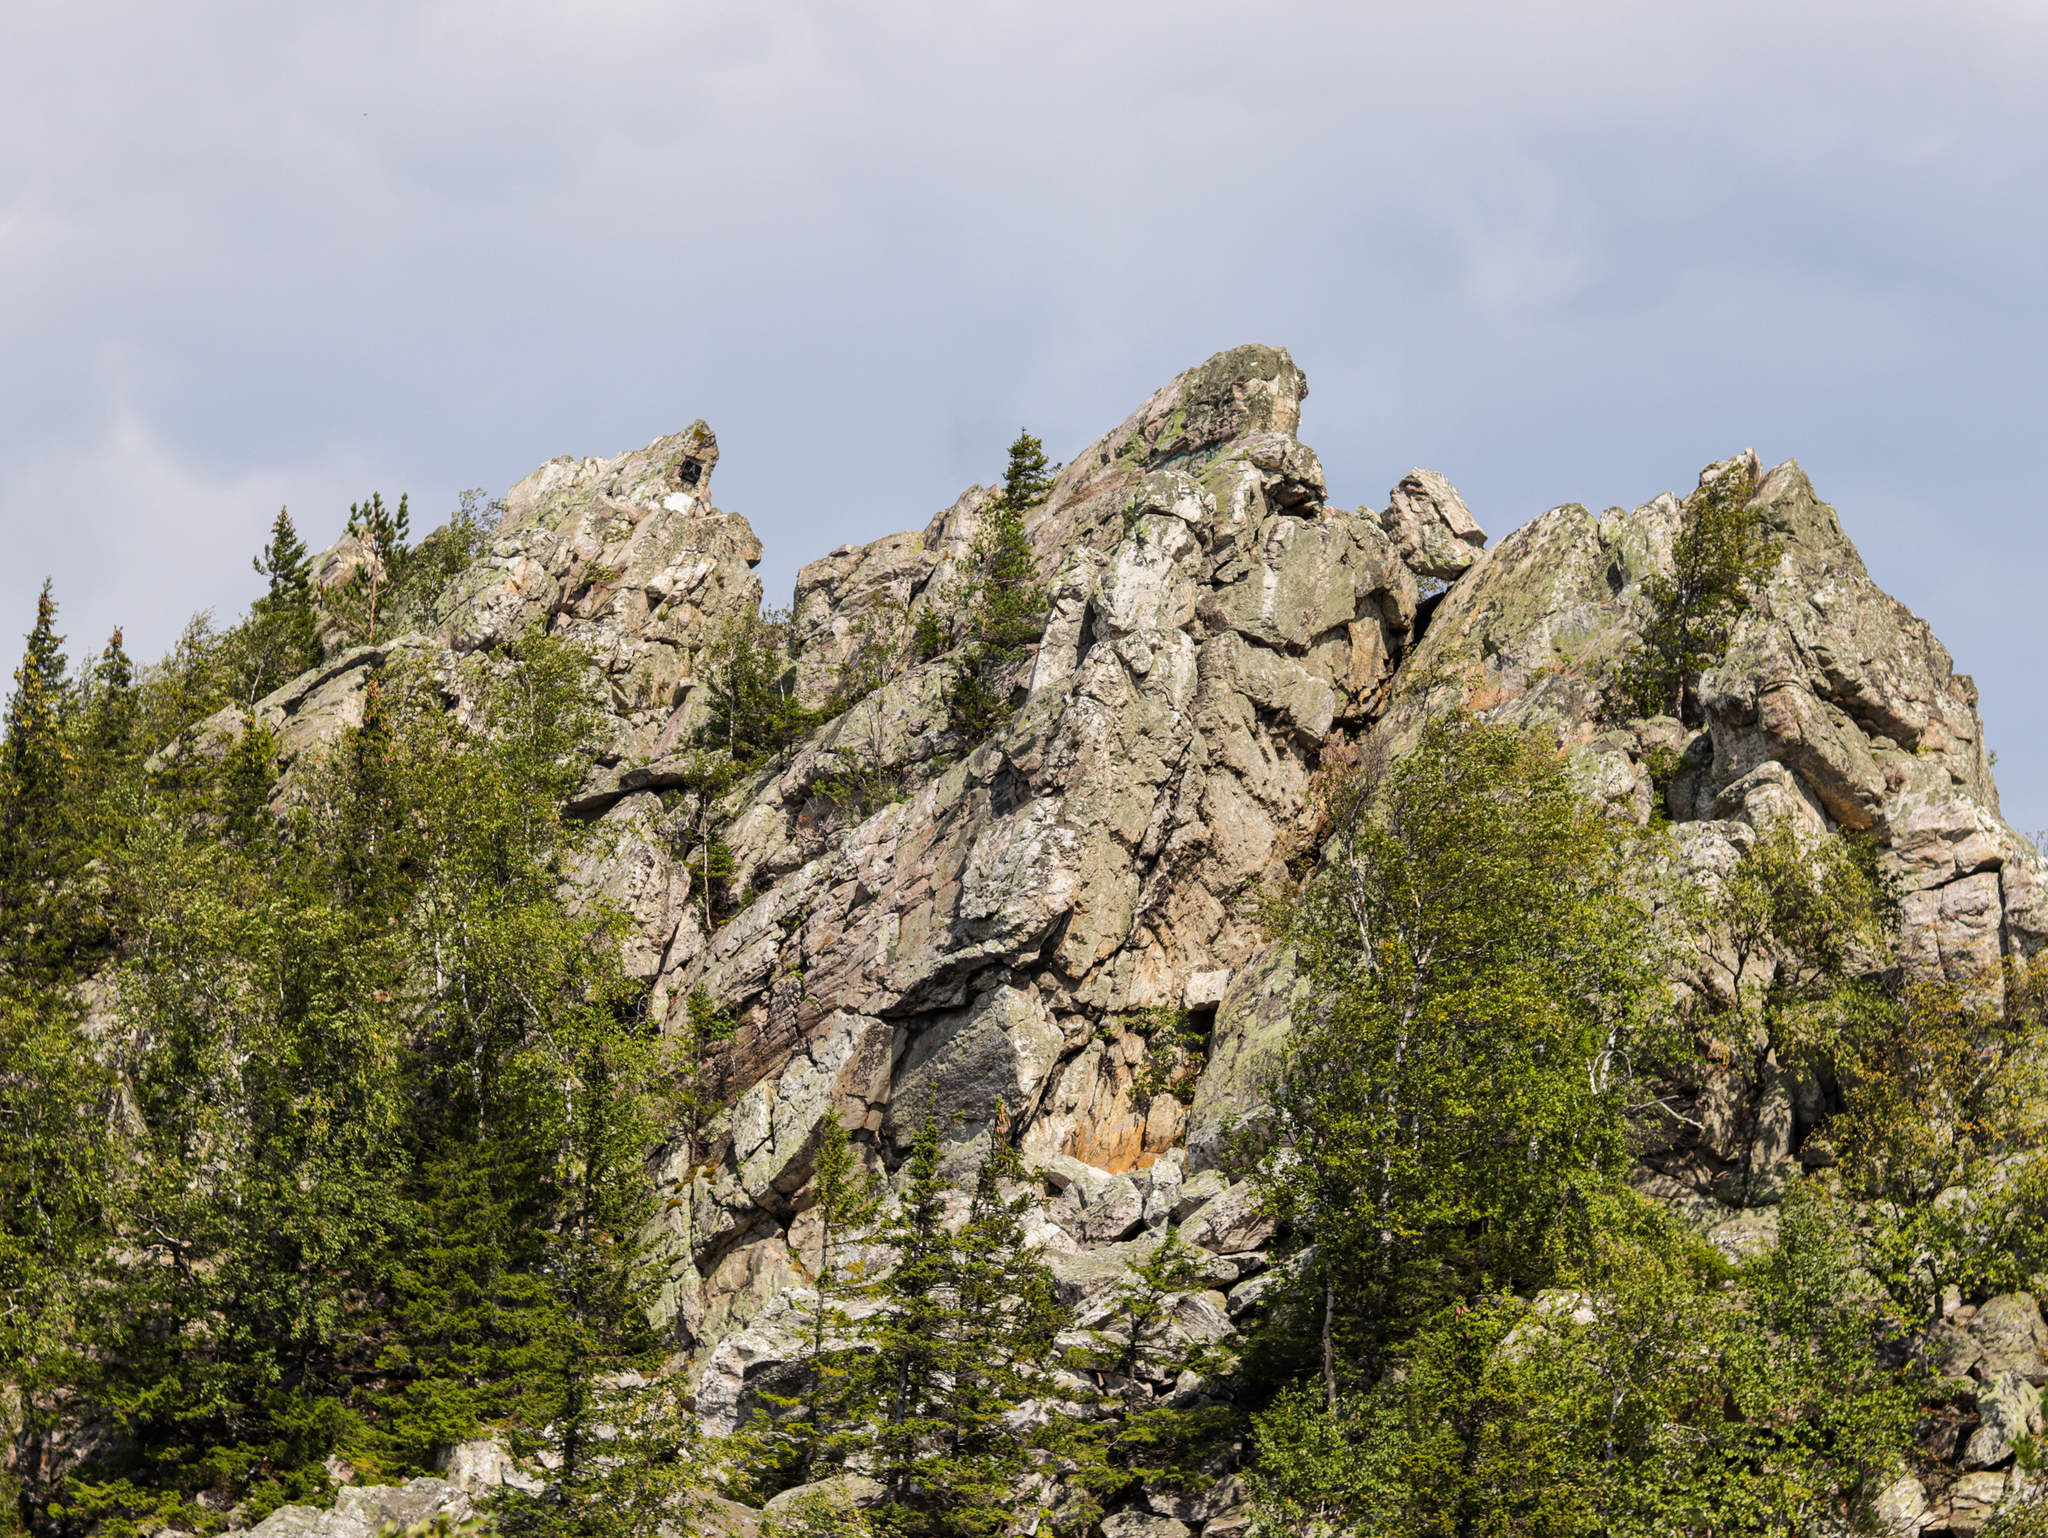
xmin=192 ymin=346 xmax=2047 ymax=1532
xmin=1243 ymin=447 xmax=2043 ymax=1238
xmin=639 ymin=346 xmax=1423 ymax=1355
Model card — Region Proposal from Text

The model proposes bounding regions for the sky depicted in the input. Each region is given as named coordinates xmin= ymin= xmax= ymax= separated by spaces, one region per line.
xmin=3 ymin=1 xmax=2047 ymax=825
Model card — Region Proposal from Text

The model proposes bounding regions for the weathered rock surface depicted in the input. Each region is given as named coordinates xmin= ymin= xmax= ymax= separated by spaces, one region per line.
xmin=246 ymin=1478 xmax=471 ymax=1538
xmin=223 ymin=343 xmax=2042 ymax=1492
xmin=1365 ymin=447 xmax=2040 ymax=1210
xmin=1380 ymin=468 xmax=1487 ymax=583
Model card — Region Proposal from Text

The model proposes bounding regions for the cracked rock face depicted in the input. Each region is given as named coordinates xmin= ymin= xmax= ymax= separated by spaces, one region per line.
xmin=234 ymin=345 xmax=2040 ymax=1424
xmin=1380 ymin=468 xmax=1487 ymax=583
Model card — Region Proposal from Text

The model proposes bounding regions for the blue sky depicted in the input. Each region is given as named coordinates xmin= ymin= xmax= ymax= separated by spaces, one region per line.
xmin=4 ymin=1 xmax=2046 ymax=825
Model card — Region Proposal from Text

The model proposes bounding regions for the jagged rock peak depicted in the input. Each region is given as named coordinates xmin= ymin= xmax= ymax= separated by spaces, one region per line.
xmin=1380 ymin=467 xmax=1487 ymax=582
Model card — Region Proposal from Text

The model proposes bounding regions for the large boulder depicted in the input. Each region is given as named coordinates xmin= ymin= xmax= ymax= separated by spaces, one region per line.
xmin=885 ymin=987 xmax=1064 ymax=1170
xmin=1380 ymin=468 xmax=1487 ymax=582
xmin=246 ymin=1479 xmax=471 ymax=1538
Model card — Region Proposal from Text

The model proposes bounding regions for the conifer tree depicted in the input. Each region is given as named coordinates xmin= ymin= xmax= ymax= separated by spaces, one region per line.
xmin=699 ymin=607 xmax=815 ymax=765
xmin=834 ymin=1105 xmax=1070 ymax=1536
xmin=3 ymin=581 xmax=70 ymax=825
xmin=1076 ymin=1227 xmax=1238 ymax=1511
xmin=256 ymin=506 xmax=314 ymax=606
xmin=1613 ymin=461 xmax=1780 ymax=722
xmin=943 ymin=431 xmax=1050 ymax=745
xmin=328 ymin=493 xmax=412 ymax=647
xmin=753 ymin=1114 xmax=880 ymax=1499
xmin=233 ymin=508 xmax=324 ymax=703
xmin=80 ymin=628 xmax=137 ymax=765
xmin=0 ymin=582 xmax=81 ymax=988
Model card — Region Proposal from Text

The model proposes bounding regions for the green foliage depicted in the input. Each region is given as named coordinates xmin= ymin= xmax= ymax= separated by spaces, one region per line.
xmin=685 ymin=983 xmax=737 ymax=1046
xmin=216 ymin=715 xmax=282 ymax=846
xmin=327 ymin=492 xmax=414 ymax=648
xmin=1070 ymin=1227 xmax=1238 ymax=1511
xmin=733 ymin=1112 xmax=884 ymax=1496
xmin=868 ymin=1124 xmax=1072 ymax=1537
xmin=911 ymin=608 xmax=948 ymax=664
xmin=1259 ymin=712 xmax=1668 ymax=1397
xmin=0 ymin=582 xmax=85 ymax=989
xmin=377 ymin=1514 xmax=490 ymax=1538
xmin=231 ymin=507 xmax=324 ymax=705
xmin=819 ymin=604 xmax=909 ymax=718
xmin=699 ymin=607 xmax=819 ymax=767
xmin=1123 ymin=1007 xmax=1207 ymax=1111
xmin=1611 ymin=461 xmax=1780 ymax=722
xmin=938 ymin=431 xmax=1052 ymax=747
xmin=1822 ymin=966 xmax=2048 ymax=1327
xmin=0 ymin=987 xmax=119 ymax=1535
xmin=754 ymin=1104 xmax=1075 ymax=1537
xmin=688 ymin=838 xmax=738 ymax=931
xmin=1675 ymin=817 xmax=1896 ymax=1203
xmin=1250 ymin=1190 xmax=1914 ymax=1536
xmin=494 ymin=1375 xmax=702 ymax=1538
xmin=379 ymin=491 xmax=501 ymax=641
xmin=1687 ymin=819 xmax=1894 ymax=1052
xmin=12 ymin=633 xmax=685 ymax=1537
xmin=1241 ymin=726 xmax=1969 ymax=1534
xmin=810 ymin=745 xmax=905 ymax=826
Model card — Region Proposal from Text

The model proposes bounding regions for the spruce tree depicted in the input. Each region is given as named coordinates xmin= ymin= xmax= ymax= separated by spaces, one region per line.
xmin=0 ymin=582 xmax=81 ymax=989
xmin=1076 ymin=1227 xmax=1238 ymax=1512
xmin=80 ymin=629 xmax=137 ymax=765
xmin=834 ymin=1104 xmax=1070 ymax=1537
xmin=3 ymin=581 xmax=70 ymax=825
xmin=255 ymin=506 xmax=314 ymax=606
xmin=943 ymin=431 xmax=1050 ymax=745
xmin=233 ymin=508 xmax=324 ymax=704
xmin=742 ymin=1111 xmax=882 ymax=1493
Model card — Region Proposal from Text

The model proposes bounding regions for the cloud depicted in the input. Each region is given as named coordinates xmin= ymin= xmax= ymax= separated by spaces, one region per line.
xmin=0 ymin=406 xmax=369 ymax=664
xmin=2 ymin=0 xmax=2046 ymax=820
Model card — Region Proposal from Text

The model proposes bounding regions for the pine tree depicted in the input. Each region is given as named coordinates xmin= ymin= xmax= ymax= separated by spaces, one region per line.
xmin=327 ymin=493 xmax=413 ymax=648
xmin=1613 ymin=462 xmax=1779 ymax=722
xmin=864 ymin=1103 xmax=956 ymax=1512
xmin=50 ymin=635 xmax=694 ymax=1538
xmin=0 ymin=582 xmax=81 ymax=989
xmin=943 ymin=432 xmax=1051 ymax=745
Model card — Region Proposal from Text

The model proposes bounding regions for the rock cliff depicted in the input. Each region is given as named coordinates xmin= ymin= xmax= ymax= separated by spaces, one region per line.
xmin=207 ymin=344 xmax=2041 ymax=1532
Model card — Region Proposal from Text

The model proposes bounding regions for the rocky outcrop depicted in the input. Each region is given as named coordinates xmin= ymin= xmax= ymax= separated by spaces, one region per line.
xmin=207 ymin=342 xmax=2043 ymax=1534
xmin=434 ymin=420 xmax=763 ymax=755
xmin=1379 ymin=468 xmax=1487 ymax=584
xmin=245 ymin=1478 xmax=472 ymax=1538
